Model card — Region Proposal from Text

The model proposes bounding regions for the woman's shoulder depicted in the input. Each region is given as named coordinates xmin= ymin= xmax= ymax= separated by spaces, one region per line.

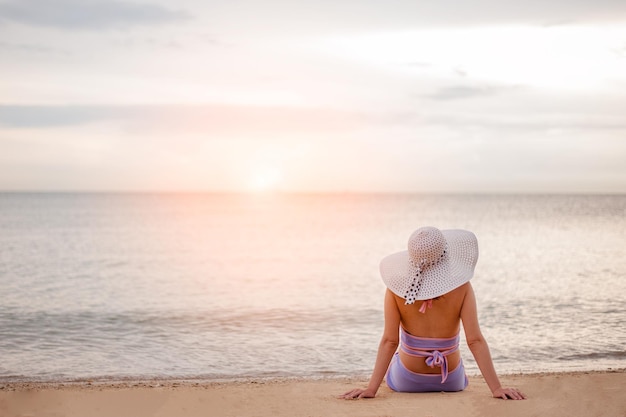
xmin=444 ymin=282 xmax=471 ymax=300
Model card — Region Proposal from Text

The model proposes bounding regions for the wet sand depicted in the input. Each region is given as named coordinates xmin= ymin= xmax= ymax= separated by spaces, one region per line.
xmin=1 ymin=370 xmax=624 ymax=417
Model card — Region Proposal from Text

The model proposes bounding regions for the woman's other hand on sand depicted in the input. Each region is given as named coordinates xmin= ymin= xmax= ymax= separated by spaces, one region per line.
xmin=339 ymin=388 xmax=376 ymax=399
xmin=492 ymin=387 xmax=526 ymax=400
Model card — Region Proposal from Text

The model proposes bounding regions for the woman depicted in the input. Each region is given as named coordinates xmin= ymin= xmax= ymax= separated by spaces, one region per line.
xmin=341 ymin=227 xmax=526 ymax=400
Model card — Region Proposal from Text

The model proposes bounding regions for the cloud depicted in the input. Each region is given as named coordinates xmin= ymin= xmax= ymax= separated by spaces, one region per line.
xmin=0 ymin=0 xmax=189 ymax=30
xmin=0 ymin=41 xmax=69 ymax=55
xmin=402 ymin=61 xmax=432 ymax=68
xmin=217 ymin=0 xmax=626 ymax=35
xmin=422 ymin=114 xmax=626 ymax=132
xmin=423 ymin=84 xmax=524 ymax=101
xmin=613 ymin=43 xmax=626 ymax=58
xmin=0 ymin=104 xmax=368 ymax=133
xmin=0 ymin=105 xmax=109 ymax=127
xmin=3 ymin=103 xmax=626 ymax=135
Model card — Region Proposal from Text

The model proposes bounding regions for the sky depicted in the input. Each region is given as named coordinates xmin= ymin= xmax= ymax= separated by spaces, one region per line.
xmin=1 ymin=0 xmax=625 ymax=193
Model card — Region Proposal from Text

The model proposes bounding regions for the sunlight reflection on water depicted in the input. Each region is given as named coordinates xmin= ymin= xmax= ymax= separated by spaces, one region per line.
xmin=0 ymin=193 xmax=624 ymax=380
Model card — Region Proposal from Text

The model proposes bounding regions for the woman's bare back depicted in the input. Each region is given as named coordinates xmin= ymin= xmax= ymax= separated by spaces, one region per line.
xmin=394 ymin=283 xmax=469 ymax=374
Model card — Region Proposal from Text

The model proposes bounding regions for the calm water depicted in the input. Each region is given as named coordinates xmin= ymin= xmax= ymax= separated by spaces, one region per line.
xmin=0 ymin=193 xmax=624 ymax=382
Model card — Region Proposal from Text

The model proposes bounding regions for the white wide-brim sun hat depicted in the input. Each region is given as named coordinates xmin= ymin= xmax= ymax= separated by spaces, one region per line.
xmin=380 ymin=226 xmax=479 ymax=304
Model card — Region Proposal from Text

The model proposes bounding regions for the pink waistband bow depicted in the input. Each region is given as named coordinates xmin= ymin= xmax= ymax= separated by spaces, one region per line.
xmin=399 ymin=327 xmax=460 ymax=384
xmin=425 ymin=351 xmax=449 ymax=383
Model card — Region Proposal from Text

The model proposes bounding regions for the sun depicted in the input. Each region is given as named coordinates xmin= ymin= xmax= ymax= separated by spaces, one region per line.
xmin=248 ymin=166 xmax=283 ymax=192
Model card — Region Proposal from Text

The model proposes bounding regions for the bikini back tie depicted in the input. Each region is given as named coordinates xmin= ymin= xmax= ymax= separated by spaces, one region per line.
xmin=399 ymin=327 xmax=460 ymax=383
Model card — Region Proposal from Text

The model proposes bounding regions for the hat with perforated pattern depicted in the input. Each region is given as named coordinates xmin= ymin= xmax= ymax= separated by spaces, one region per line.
xmin=380 ymin=226 xmax=478 ymax=304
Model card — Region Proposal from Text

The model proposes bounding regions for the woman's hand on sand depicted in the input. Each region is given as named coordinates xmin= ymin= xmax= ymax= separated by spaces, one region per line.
xmin=339 ymin=388 xmax=376 ymax=399
xmin=492 ymin=387 xmax=526 ymax=400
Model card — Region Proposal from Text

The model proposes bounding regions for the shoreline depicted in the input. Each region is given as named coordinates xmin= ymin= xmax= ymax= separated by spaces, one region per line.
xmin=1 ymin=368 xmax=624 ymax=390
xmin=2 ymin=370 xmax=625 ymax=417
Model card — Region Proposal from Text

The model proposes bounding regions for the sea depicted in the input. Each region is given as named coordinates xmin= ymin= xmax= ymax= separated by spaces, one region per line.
xmin=0 ymin=193 xmax=624 ymax=383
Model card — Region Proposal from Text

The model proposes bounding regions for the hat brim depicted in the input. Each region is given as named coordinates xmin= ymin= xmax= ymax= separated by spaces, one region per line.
xmin=380 ymin=229 xmax=478 ymax=301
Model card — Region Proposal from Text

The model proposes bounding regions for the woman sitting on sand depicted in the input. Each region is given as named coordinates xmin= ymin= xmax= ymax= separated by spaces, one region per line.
xmin=341 ymin=227 xmax=526 ymax=400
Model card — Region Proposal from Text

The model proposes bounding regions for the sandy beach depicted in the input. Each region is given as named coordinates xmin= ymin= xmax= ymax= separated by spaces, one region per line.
xmin=1 ymin=370 xmax=624 ymax=417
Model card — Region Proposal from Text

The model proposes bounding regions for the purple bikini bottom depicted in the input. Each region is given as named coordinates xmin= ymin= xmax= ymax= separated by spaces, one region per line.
xmin=386 ymin=353 xmax=469 ymax=392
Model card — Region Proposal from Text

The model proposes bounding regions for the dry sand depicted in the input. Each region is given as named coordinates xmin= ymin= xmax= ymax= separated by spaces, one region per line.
xmin=1 ymin=370 xmax=624 ymax=417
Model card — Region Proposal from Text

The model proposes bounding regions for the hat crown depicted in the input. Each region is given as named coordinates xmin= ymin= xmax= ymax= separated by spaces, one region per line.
xmin=381 ymin=227 xmax=478 ymax=303
xmin=408 ymin=227 xmax=447 ymax=267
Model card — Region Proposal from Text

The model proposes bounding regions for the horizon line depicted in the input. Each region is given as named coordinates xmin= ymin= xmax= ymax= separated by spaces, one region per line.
xmin=0 ymin=190 xmax=624 ymax=196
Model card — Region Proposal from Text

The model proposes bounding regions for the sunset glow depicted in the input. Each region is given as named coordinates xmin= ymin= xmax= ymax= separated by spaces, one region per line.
xmin=0 ymin=1 xmax=625 ymax=193
xmin=248 ymin=166 xmax=283 ymax=192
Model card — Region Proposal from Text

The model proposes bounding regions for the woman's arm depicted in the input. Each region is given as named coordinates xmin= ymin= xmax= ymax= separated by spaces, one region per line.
xmin=341 ymin=289 xmax=400 ymax=399
xmin=461 ymin=283 xmax=526 ymax=400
